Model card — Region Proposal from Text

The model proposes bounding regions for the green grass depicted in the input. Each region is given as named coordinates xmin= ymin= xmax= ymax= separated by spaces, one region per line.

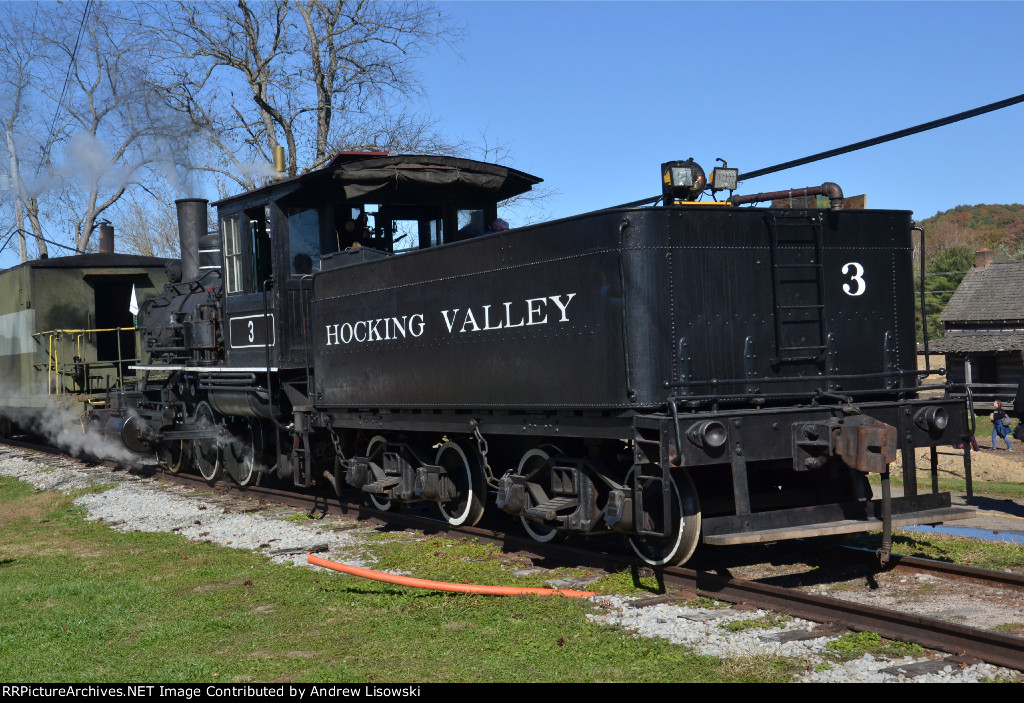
xmin=0 ymin=476 xmax=797 ymax=683
xmin=844 ymin=529 xmax=1024 ymax=572
xmin=720 ymin=615 xmax=790 ymax=633
xmin=824 ymin=631 xmax=923 ymax=662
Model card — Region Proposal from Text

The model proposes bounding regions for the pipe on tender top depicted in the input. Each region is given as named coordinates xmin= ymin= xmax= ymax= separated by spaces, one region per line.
xmin=730 ymin=182 xmax=845 ymax=210
xmin=175 ymin=198 xmax=209 ymax=282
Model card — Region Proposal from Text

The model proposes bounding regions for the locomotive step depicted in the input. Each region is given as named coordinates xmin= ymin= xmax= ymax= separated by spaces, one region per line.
xmin=525 ymin=496 xmax=577 ymax=521
xmin=362 ymin=477 xmax=401 ymax=495
xmin=702 ymin=505 xmax=976 ymax=546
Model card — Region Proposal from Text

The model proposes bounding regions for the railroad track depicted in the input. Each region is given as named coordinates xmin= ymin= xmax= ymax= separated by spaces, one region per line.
xmin=4 ymin=439 xmax=1023 ymax=671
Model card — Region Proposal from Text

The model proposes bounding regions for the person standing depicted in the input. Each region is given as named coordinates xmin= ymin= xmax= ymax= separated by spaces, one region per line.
xmin=991 ymin=400 xmax=1013 ymax=451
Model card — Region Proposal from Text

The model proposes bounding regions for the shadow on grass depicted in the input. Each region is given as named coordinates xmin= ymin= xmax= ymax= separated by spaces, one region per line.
xmin=971 ymin=494 xmax=1024 ymax=518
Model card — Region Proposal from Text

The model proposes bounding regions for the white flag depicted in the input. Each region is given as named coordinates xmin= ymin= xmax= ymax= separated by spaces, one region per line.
xmin=129 ymin=284 xmax=139 ymax=315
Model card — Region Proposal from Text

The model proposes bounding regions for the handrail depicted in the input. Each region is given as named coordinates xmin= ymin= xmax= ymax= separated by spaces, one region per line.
xmin=32 ymin=326 xmax=139 ymax=399
xmin=949 ymin=382 xmax=1016 ymax=413
xmin=32 ymin=326 xmax=135 ymax=336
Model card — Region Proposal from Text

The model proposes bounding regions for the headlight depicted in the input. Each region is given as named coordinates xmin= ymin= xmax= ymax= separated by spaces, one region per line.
xmin=913 ymin=406 xmax=949 ymax=432
xmin=687 ymin=420 xmax=727 ymax=448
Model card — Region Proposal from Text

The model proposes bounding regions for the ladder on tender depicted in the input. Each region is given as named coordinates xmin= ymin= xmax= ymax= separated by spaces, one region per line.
xmin=768 ymin=214 xmax=829 ymax=363
xmin=631 ymin=431 xmax=673 ymax=538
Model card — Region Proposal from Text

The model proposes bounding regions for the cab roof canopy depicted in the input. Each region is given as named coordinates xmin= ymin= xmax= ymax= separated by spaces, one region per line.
xmin=215 ymin=153 xmax=543 ymax=208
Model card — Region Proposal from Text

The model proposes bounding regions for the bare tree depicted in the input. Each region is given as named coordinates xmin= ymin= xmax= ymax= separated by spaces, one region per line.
xmin=152 ymin=0 xmax=463 ymax=189
xmin=0 ymin=6 xmax=50 ymax=261
xmin=0 ymin=1 xmax=544 ymax=260
xmin=331 ymin=104 xmax=466 ymax=156
xmin=115 ymin=188 xmax=183 ymax=258
xmin=38 ymin=1 xmax=200 ymax=253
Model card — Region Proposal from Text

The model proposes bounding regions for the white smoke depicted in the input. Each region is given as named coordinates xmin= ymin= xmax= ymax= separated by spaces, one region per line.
xmin=60 ymin=131 xmax=128 ymax=194
xmin=236 ymin=159 xmax=278 ymax=184
xmin=0 ymin=403 xmax=145 ymax=467
xmin=2 ymin=129 xmax=59 ymax=201
xmin=153 ymin=145 xmax=198 ymax=199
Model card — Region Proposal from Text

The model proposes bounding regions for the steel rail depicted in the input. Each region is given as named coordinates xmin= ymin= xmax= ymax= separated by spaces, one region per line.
xmin=677 ymin=566 xmax=1024 ymax=670
xmin=840 ymin=546 xmax=1024 ymax=591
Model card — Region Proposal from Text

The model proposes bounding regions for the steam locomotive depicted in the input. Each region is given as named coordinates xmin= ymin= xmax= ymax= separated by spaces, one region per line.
xmin=95 ymin=151 xmax=973 ymax=566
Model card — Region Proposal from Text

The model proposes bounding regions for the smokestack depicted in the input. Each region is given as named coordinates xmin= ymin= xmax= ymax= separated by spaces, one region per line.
xmin=175 ymin=198 xmax=209 ymax=281
xmin=99 ymin=221 xmax=114 ymax=254
xmin=975 ymin=248 xmax=995 ymax=270
xmin=273 ymin=146 xmax=286 ymax=181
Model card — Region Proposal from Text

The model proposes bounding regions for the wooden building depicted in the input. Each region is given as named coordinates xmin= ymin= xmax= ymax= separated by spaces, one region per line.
xmin=929 ymin=249 xmax=1024 ymax=401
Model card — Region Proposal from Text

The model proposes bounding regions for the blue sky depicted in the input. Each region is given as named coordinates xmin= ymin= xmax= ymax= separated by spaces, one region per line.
xmin=2 ymin=1 xmax=1021 ymax=269
xmin=419 ymin=1 xmax=1024 ymax=224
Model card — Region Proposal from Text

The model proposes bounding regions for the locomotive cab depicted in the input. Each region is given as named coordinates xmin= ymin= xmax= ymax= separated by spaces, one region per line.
xmin=213 ymin=153 xmax=541 ymax=374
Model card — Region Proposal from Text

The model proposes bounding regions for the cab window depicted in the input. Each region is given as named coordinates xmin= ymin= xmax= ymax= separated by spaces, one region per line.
xmin=244 ymin=206 xmax=272 ymax=293
xmin=222 ymin=216 xmax=243 ymax=293
xmin=288 ymin=208 xmax=321 ymax=275
xmin=457 ymin=209 xmax=486 ymax=239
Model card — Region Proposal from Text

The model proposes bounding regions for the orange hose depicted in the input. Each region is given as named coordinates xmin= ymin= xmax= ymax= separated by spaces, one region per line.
xmin=306 ymin=553 xmax=596 ymax=598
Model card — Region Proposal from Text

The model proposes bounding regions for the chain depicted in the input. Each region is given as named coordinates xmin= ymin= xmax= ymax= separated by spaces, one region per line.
xmin=469 ymin=419 xmax=494 ymax=480
xmin=327 ymin=427 xmax=345 ymax=462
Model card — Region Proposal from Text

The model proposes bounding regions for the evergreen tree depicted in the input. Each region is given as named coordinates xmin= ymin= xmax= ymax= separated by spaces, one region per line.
xmin=918 ymin=244 xmax=973 ymax=343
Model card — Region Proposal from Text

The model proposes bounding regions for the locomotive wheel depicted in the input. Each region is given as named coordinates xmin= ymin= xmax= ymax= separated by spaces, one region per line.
xmin=156 ymin=439 xmax=191 ymax=474
xmin=241 ymin=420 xmax=264 ymax=487
xmin=223 ymin=420 xmax=259 ymax=487
xmin=435 ymin=441 xmax=485 ymax=527
xmin=193 ymin=402 xmax=223 ymax=485
xmin=627 ymin=470 xmax=702 ymax=568
xmin=364 ymin=435 xmax=393 ymax=512
xmin=516 ymin=446 xmax=565 ymax=543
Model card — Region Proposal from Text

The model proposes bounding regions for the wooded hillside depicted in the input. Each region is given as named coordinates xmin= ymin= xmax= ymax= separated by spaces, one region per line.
xmin=915 ymin=203 xmax=1024 ymax=342
xmin=918 ymin=203 xmax=1024 ymax=261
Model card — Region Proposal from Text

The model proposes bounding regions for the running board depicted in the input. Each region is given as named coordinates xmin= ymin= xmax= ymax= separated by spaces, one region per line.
xmin=702 ymin=497 xmax=975 ymax=546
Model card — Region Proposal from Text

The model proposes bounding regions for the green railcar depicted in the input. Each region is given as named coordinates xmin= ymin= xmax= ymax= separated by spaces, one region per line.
xmin=0 ymin=253 xmax=169 ymax=435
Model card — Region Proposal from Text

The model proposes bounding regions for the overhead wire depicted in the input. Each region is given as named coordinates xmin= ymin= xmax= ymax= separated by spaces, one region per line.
xmin=0 ymin=227 xmax=19 ymax=257
xmin=3 ymin=0 xmax=94 ymax=265
xmin=37 ymin=0 xmax=93 ymax=179
xmin=605 ymin=92 xmax=1024 ymax=210
xmin=0 ymin=226 xmax=84 ymax=257
xmin=738 ymin=92 xmax=1024 ymax=182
